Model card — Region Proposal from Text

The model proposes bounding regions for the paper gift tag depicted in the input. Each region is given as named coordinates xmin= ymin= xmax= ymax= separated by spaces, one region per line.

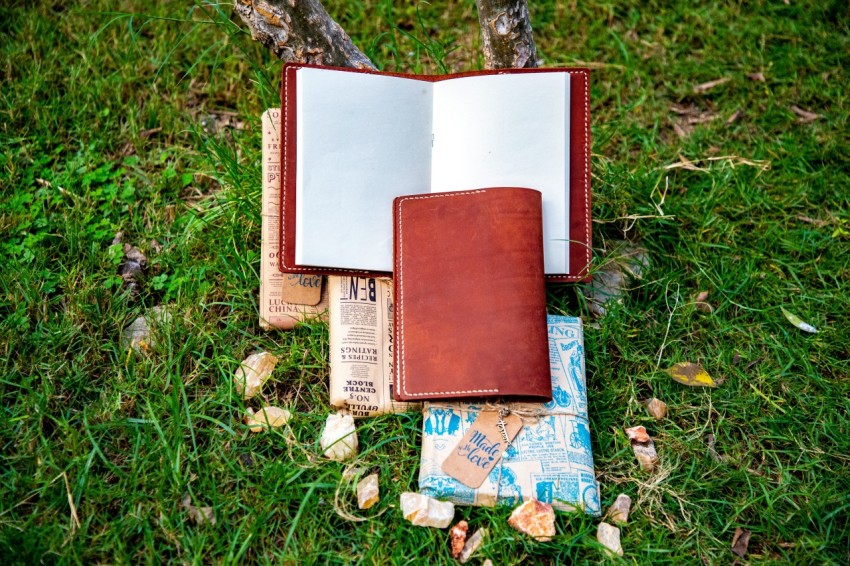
xmin=441 ymin=410 xmax=523 ymax=488
xmin=280 ymin=274 xmax=323 ymax=305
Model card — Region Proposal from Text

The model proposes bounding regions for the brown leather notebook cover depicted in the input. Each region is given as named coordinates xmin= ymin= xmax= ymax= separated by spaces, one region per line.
xmin=279 ymin=63 xmax=592 ymax=282
xmin=392 ymin=188 xmax=551 ymax=401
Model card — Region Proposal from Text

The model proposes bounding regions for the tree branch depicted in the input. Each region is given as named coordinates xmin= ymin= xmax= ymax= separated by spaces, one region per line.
xmin=234 ymin=0 xmax=375 ymax=69
xmin=474 ymin=0 xmax=538 ymax=69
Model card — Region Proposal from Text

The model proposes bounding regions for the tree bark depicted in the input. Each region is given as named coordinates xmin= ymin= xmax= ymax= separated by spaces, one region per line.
xmin=474 ymin=0 xmax=538 ymax=69
xmin=233 ymin=0 xmax=375 ymax=69
xmin=235 ymin=0 xmax=538 ymax=72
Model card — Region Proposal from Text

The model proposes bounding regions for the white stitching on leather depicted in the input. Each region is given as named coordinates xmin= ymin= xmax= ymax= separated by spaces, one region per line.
xmin=579 ymin=70 xmax=591 ymax=277
xmin=397 ymin=190 xmax=499 ymax=397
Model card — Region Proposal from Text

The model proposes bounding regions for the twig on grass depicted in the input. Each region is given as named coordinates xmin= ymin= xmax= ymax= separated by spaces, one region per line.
xmin=655 ymin=281 xmax=682 ymax=369
xmin=664 ymin=155 xmax=771 ymax=173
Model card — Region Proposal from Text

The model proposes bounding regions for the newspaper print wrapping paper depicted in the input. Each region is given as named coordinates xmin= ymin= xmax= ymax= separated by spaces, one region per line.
xmin=260 ymin=109 xmax=328 ymax=329
xmin=419 ymin=315 xmax=601 ymax=515
xmin=329 ymin=276 xmax=418 ymax=417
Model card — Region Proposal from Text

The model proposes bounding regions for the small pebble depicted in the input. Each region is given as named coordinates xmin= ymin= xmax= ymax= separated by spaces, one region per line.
xmin=606 ymin=494 xmax=632 ymax=524
xmin=320 ymin=412 xmax=358 ymax=461
xmin=626 ymin=426 xmax=658 ymax=472
xmin=400 ymin=492 xmax=454 ymax=528
xmin=449 ymin=520 xmax=468 ymax=558
xmin=356 ymin=473 xmax=380 ymax=510
xmin=244 ymin=406 xmax=290 ymax=432
xmin=597 ymin=521 xmax=623 ymax=556
xmin=234 ymin=351 xmax=279 ymax=399
xmin=459 ymin=528 xmax=487 ymax=564
xmin=644 ymin=398 xmax=668 ymax=419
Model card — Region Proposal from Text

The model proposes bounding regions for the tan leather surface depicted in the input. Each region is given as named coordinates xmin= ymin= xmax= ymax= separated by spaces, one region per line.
xmin=278 ymin=63 xmax=592 ymax=281
xmin=392 ymin=188 xmax=551 ymax=401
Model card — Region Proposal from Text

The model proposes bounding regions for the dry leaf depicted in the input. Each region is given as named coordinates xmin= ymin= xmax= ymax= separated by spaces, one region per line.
xmin=673 ymin=122 xmax=690 ymax=139
xmin=747 ymin=72 xmax=766 ymax=82
xmin=181 ymin=494 xmax=216 ymax=526
xmin=666 ymin=362 xmax=716 ymax=387
xmin=234 ymin=351 xmax=279 ymax=399
xmin=694 ymin=290 xmax=713 ymax=313
xmin=583 ymin=242 xmax=649 ymax=317
xmin=706 ymin=433 xmax=729 ymax=463
xmin=731 ymin=527 xmax=751 ymax=557
xmin=781 ymin=308 xmax=818 ymax=333
xmin=796 ymin=215 xmax=828 ymax=228
xmin=244 ymin=406 xmax=291 ymax=432
xmin=726 ymin=109 xmax=743 ymax=125
xmin=790 ymin=105 xmax=820 ymax=123
xmin=694 ymin=77 xmax=730 ymax=93
xmin=122 ymin=306 xmax=172 ymax=353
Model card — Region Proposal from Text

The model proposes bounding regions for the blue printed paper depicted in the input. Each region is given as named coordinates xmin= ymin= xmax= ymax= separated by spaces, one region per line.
xmin=418 ymin=316 xmax=601 ymax=515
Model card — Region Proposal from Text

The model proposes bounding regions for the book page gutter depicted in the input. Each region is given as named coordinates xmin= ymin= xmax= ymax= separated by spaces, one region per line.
xmin=430 ymin=73 xmax=570 ymax=275
xmin=295 ymin=67 xmax=433 ymax=272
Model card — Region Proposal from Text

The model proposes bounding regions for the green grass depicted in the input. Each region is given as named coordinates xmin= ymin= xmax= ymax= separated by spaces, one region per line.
xmin=2 ymin=0 xmax=849 ymax=563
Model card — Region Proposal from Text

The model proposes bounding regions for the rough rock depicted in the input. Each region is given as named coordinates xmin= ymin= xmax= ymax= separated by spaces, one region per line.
xmin=626 ymin=426 xmax=659 ymax=472
xmin=597 ymin=521 xmax=623 ymax=556
xmin=234 ymin=351 xmax=279 ymax=399
xmin=320 ymin=413 xmax=358 ymax=461
xmin=244 ymin=406 xmax=290 ymax=432
xmin=450 ymin=520 xmax=468 ymax=558
xmin=606 ymin=494 xmax=632 ymax=524
xmin=459 ymin=528 xmax=487 ymax=564
xmin=400 ymin=492 xmax=455 ymax=528
xmin=507 ymin=499 xmax=556 ymax=542
xmin=356 ymin=473 xmax=380 ymax=510
xmin=644 ymin=398 xmax=668 ymax=419
xmin=625 ymin=426 xmax=651 ymax=443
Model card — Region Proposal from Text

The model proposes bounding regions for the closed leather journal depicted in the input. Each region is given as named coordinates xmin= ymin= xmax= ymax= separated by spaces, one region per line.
xmin=392 ymin=188 xmax=551 ymax=401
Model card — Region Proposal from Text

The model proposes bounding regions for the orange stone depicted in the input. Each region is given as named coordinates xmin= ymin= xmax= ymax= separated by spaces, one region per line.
xmin=507 ymin=499 xmax=556 ymax=542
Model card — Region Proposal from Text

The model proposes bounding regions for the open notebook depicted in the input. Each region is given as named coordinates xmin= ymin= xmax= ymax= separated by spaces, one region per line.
xmin=279 ymin=63 xmax=592 ymax=282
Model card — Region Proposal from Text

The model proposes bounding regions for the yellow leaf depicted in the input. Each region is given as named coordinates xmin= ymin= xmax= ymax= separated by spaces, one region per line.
xmin=665 ymin=362 xmax=716 ymax=387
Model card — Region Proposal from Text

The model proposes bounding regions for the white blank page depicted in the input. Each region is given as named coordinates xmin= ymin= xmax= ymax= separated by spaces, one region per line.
xmin=296 ymin=67 xmax=433 ymax=271
xmin=430 ymin=73 xmax=570 ymax=274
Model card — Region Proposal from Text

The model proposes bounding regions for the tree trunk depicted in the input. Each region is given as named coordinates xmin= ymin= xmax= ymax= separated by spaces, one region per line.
xmin=474 ymin=0 xmax=538 ymax=69
xmin=233 ymin=0 xmax=375 ymax=69
xmin=234 ymin=0 xmax=538 ymax=71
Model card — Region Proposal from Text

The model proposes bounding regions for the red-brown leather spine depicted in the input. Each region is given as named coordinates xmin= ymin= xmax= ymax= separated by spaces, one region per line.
xmin=392 ymin=188 xmax=551 ymax=401
xmin=279 ymin=63 xmax=592 ymax=281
